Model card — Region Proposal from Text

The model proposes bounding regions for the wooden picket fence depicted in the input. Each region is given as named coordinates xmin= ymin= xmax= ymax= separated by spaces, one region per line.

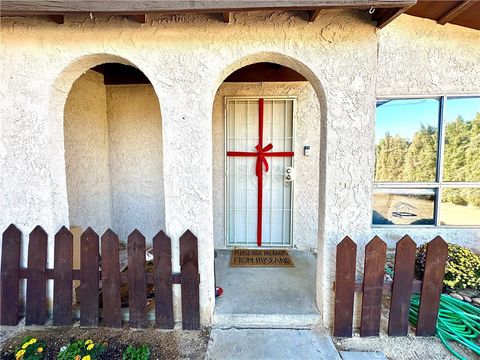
xmin=333 ymin=235 xmax=448 ymax=337
xmin=0 ymin=224 xmax=200 ymax=330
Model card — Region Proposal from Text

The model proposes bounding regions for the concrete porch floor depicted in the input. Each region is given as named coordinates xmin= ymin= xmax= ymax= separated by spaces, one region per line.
xmin=213 ymin=249 xmax=320 ymax=328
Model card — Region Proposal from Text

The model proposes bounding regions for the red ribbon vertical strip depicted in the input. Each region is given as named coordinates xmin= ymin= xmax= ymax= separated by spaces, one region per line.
xmin=257 ymin=98 xmax=264 ymax=246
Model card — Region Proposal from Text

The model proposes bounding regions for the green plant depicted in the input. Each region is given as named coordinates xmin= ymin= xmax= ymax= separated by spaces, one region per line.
xmin=14 ymin=336 xmax=46 ymax=360
xmin=57 ymin=339 xmax=106 ymax=360
xmin=122 ymin=345 xmax=151 ymax=360
xmin=415 ymin=243 xmax=480 ymax=291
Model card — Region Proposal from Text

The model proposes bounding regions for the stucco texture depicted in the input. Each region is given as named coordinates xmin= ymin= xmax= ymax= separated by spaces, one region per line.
xmin=376 ymin=15 xmax=480 ymax=254
xmin=64 ymin=72 xmax=165 ymax=243
xmin=107 ymin=85 xmax=165 ymax=242
xmin=212 ymin=82 xmax=321 ymax=251
xmin=1 ymin=10 xmax=479 ymax=327
xmin=64 ymin=70 xmax=112 ymax=232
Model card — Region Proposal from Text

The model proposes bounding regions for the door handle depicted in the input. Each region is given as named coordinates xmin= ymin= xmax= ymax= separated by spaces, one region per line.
xmin=285 ymin=167 xmax=295 ymax=182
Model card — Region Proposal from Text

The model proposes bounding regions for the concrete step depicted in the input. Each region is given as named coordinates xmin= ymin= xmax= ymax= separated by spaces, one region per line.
xmin=213 ymin=313 xmax=321 ymax=329
xmin=340 ymin=351 xmax=387 ymax=360
xmin=206 ymin=328 xmax=342 ymax=360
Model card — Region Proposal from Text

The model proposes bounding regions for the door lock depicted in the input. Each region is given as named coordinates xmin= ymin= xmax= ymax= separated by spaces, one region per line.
xmin=285 ymin=167 xmax=295 ymax=182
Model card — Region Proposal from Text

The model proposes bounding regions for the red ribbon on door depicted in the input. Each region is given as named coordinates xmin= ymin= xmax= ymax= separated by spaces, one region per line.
xmin=227 ymin=98 xmax=294 ymax=246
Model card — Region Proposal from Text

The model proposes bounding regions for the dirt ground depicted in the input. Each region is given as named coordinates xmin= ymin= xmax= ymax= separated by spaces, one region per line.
xmin=0 ymin=326 xmax=210 ymax=360
xmin=334 ymin=333 xmax=477 ymax=360
xmin=330 ymin=295 xmax=478 ymax=360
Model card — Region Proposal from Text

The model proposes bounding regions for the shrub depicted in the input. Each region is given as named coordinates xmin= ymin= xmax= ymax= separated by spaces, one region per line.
xmin=14 ymin=337 xmax=45 ymax=360
xmin=122 ymin=345 xmax=151 ymax=360
xmin=415 ymin=243 xmax=480 ymax=291
xmin=57 ymin=339 xmax=105 ymax=360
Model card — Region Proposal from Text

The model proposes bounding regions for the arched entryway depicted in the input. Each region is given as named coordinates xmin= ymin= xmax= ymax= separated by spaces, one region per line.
xmin=211 ymin=53 xmax=327 ymax=326
xmin=50 ymin=55 xmax=165 ymax=242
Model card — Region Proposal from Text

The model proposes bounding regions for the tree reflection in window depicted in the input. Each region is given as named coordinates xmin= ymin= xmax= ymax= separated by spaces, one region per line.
xmin=373 ymin=96 xmax=480 ymax=226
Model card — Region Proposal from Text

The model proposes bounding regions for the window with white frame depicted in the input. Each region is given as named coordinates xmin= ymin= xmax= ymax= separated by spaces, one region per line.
xmin=373 ymin=96 xmax=480 ymax=227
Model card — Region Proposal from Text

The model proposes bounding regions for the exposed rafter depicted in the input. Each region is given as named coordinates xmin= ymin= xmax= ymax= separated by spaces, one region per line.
xmin=222 ymin=12 xmax=232 ymax=23
xmin=374 ymin=3 xmax=415 ymax=28
xmin=308 ymin=9 xmax=322 ymax=22
xmin=48 ymin=14 xmax=64 ymax=24
xmin=437 ymin=0 xmax=476 ymax=25
xmin=126 ymin=14 xmax=147 ymax=23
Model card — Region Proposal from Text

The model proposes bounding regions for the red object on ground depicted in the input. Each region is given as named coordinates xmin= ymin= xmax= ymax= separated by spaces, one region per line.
xmin=215 ymin=287 xmax=223 ymax=298
xmin=226 ymin=98 xmax=294 ymax=246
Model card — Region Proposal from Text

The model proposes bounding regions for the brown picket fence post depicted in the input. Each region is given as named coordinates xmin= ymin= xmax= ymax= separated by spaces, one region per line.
xmin=25 ymin=226 xmax=48 ymax=326
xmin=416 ymin=236 xmax=448 ymax=336
xmin=80 ymin=227 xmax=100 ymax=326
xmin=53 ymin=226 xmax=73 ymax=326
xmin=333 ymin=236 xmax=357 ymax=337
xmin=1 ymin=224 xmax=21 ymax=325
xmin=128 ymin=229 xmax=148 ymax=328
xmin=101 ymin=229 xmax=122 ymax=328
xmin=360 ymin=236 xmax=387 ymax=337
xmin=153 ymin=230 xmax=174 ymax=329
xmin=180 ymin=230 xmax=200 ymax=330
xmin=388 ymin=235 xmax=416 ymax=336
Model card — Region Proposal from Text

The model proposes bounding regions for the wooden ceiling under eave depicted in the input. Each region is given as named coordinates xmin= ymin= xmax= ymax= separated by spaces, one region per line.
xmin=0 ymin=1 xmax=478 ymax=31
xmin=405 ymin=0 xmax=480 ymax=30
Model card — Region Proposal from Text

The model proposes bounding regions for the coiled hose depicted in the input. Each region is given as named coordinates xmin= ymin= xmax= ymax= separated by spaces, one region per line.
xmin=408 ymin=293 xmax=480 ymax=360
xmin=385 ymin=265 xmax=480 ymax=359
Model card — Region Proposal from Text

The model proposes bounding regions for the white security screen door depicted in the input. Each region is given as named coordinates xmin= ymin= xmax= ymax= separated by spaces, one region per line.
xmin=225 ymin=97 xmax=295 ymax=247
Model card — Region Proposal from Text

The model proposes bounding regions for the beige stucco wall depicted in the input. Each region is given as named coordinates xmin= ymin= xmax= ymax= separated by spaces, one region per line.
xmin=212 ymin=82 xmax=321 ymax=251
xmin=0 ymin=10 xmax=479 ymax=327
xmin=107 ymin=85 xmax=165 ymax=243
xmin=64 ymin=70 xmax=112 ymax=232
xmin=375 ymin=14 xmax=480 ymax=254
xmin=63 ymin=76 xmax=165 ymax=243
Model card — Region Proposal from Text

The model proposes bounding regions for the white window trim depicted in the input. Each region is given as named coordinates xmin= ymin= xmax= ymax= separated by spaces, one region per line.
xmin=373 ymin=94 xmax=480 ymax=229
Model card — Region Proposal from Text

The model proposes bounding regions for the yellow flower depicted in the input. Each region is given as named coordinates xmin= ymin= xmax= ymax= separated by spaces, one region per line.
xmin=82 ymin=356 xmax=91 ymax=360
xmin=87 ymin=343 xmax=94 ymax=351
xmin=21 ymin=342 xmax=29 ymax=349
xmin=15 ymin=349 xmax=25 ymax=359
xmin=37 ymin=347 xmax=43 ymax=353
xmin=29 ymin=338 xmax=37 ymax=345
xmin=85 ymin=339 xmax=93 ymax=345
xmin=75 ymin=355 xmax=81 ymax=360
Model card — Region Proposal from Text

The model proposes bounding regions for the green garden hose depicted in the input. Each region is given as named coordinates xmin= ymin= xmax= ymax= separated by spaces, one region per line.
xmin=385 ymin=265 xmax=480 ymax=359
xmin=408 ymin=293 xmax=480 ymax=360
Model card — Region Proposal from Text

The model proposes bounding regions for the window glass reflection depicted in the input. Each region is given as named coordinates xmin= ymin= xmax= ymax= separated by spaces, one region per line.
xmin=443 ymin=97 xmax=480 ymax=182
xmin=375 ymin=99 xmax=439 ymax=182
xmin=373 ymin=188 xmax=435 ymax=225
xmin=440 ymin=187 xmax=480 ymax=226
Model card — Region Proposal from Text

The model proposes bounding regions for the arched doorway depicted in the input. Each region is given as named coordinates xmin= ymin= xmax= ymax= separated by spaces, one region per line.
xmin=59 ymin=58 xmax=165 ymax=242
xmin=211 ymin=54 xmax=327 ymax=326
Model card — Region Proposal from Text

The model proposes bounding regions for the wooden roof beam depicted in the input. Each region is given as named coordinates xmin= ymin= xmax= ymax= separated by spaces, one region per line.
xmin=308 ymin=9 xmax=322 ymax=22
xmin=48 ymin=15 xmax=64 ymax=24
xmin=374 ymin=3 xmax=415 ymax=28
xmin=126 ymin=15 xmax=147 ymax=23
xmin=437 ymin=0 xmax=476 ymax=25
xmin=222 ymin=12 xmax=232 ymax=23
xmin=0 ymin=1 xmax=420 ymax=16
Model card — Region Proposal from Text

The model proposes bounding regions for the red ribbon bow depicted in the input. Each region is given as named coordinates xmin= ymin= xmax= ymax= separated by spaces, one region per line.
xmin=254 ymin=143 xmax=273 ymax=176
